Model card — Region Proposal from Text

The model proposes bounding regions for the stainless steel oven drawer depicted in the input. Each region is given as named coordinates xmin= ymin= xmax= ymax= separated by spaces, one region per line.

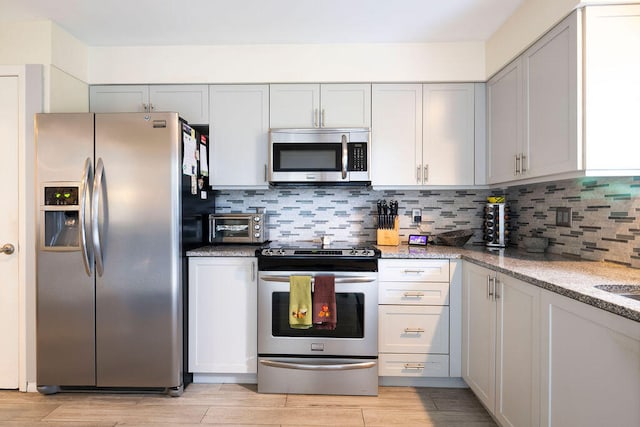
xmin=257 ymin=357 xmax=378 ymax=396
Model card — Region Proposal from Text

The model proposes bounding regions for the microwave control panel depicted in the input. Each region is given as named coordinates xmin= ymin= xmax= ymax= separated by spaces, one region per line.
xmin=348 ymin=143 xmax=367 ymax=172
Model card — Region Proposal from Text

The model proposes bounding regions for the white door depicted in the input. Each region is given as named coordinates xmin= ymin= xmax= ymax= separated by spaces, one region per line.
xmin=0 ymin=75 xmax=20 ymax=389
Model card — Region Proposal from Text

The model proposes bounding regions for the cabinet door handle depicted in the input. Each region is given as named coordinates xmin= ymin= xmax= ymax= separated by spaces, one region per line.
xmin=314 ymin=108 xmax=319 ymax=128
xmin=251 ymin=261 xmax=256 ymax=282
xmin=264 ymin=164 xmax=267 ymax=182
xmin=514 ymin=154 xmax=520 ymax=175
xmin=403 ymin=363 xmax=425 ymax=370
xmin=321 ymin=109 xmax=325 ymax=127
xmin=487 ymin=275 xmax=494 ymax=299
xmin=520 ymin=153 xmax=527 ymax=173
xmin=424 ymin=165 xmax=429 ymax=183
xmin=416 ymin=165 xmax=422 ymax=183
xmin=404 ymin=328 xmax=425 ymax=333
xmin=492 ymin=275 xmax=499 ymax=300
xmin=403 ymin=292 xmax=425 ymax=297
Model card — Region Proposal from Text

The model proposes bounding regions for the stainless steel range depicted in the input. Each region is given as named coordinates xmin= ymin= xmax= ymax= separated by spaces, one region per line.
xmin=256 ymin=246 xmax=380 ymax=396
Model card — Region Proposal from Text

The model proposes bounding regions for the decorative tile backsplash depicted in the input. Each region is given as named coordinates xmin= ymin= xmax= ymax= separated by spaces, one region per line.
xmin=505 ymin=176 xmax=640 ymax=268
xmin=214 ymin=187 xmax=490 ymax=245
xmin=214 ymin=176 xmax=639 ymax=267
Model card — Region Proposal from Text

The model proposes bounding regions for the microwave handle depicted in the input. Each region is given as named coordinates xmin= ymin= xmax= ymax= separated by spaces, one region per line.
xmin=341 ymin=134 xmax=348 ymax=180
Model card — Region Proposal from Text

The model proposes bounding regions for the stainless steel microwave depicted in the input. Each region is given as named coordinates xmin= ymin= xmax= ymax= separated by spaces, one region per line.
xmin=208 ymin=213 xmax=267 ymax=244
xmin=268 ymin=128 xmax=371 ymax=185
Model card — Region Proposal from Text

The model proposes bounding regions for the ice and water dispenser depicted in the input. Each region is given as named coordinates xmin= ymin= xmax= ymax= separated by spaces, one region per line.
xmin=41 ymin=184 xmax=81 ymax=250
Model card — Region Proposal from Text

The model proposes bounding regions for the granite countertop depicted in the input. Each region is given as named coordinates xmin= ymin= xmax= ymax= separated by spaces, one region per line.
xmin=187 ymin=243 xmax=640 ymax=322
xmin=186 ymin=244 xmax=264 ymax=257
xmin=379 ymin=244 xmax=640 ymax=323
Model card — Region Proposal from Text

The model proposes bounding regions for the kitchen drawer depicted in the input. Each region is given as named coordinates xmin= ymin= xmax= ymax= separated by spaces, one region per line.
xmin=379 ymin=281 xmax=449 ymax=305
xmin=379 ymin=305 xmax=449 ymax=354
xmin=378 ymin=353 xmax=449 ymax=377
xmin=379 ymin=259 xmax=449 ymax=282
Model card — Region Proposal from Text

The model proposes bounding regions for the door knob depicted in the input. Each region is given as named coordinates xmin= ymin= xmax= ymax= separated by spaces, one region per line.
xmin=1 ymin=243 xmax=15 ymax=255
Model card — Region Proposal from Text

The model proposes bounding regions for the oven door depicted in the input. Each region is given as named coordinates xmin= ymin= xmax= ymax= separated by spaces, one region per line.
xmin=257 ymin=271 xmax=378 ymax=357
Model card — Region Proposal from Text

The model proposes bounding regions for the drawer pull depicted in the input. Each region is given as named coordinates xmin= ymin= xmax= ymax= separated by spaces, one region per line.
xmin=403 ymin=328 xmax=425 ymax=333
xmin=404 ymin=363 xmax=425 ymax=370
xmin=403 ymin=292 xmax=425 ymax=297
xmin=403 ymin=269 xmax=424 ymax=274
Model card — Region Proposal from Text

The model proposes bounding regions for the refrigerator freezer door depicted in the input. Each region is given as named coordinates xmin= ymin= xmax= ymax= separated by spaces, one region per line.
xmin=36 ymin=113 xmax=96 ymax=386
xmin=94 ymin=113 xmax=182 ymax=388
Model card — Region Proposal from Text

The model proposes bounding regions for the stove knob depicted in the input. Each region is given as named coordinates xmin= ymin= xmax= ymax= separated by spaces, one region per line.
xmin=264 ymin=248 xmax=272 ymax=255
xmin=350 ymin=249 xmax=358 ymax=255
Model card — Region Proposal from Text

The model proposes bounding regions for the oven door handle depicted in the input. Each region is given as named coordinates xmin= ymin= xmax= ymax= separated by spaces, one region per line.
xmin=259 ymin=275 xmax=376 ymax=284
xmin=259 ymin=359 xmax=376 ymax=371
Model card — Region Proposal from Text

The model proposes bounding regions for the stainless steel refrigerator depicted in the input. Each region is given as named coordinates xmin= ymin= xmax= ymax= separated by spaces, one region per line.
xmin=35 ymin=112 xmax=192 ymax=396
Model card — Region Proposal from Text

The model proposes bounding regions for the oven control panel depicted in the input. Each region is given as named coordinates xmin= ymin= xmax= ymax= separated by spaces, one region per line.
xmin=259 ymin=248 xmax=378 ymax=257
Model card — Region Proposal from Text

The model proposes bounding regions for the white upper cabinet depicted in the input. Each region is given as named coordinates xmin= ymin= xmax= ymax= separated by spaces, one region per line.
xmin=209 ymin=85 xmax=269 ymax=189
xmin=372 ymin=83 xmax=478 ymax=187
xmin=89 ymin=84 xmax=209 ymax=125
xmin=371 ymin=84 xmax=423 ymax=187
xmin=90 ymin=85 xmax=149 ymax=113
xmin=488 ymin=5 xmax=640 ymax=184
xmin=583 ymin=4 xmax=640 ymax=173
xmin=487 ymin=59 xmax=526 ymax=184
xmin=422 ymin=84 xmax=476 ymax=186
xmin=524 ymin=12 xmax=580 ymax=179
xmin=320 ymin=84 xmax=372 ymax=128
xmin=148 ymin=85 xmax=210 ymax=125
xmin=270 ymin=83 xmax=371 ymax=128
xmin=488 ymin=12 xmax=578 ymax=185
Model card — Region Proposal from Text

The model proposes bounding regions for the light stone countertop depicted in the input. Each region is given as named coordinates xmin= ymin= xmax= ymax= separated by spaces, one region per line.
xmin=186 ymin=245 xmax=264 ymax=257
xmin=187 ymin=243 xmax=640 ymax=322
xmin=379 ymin=244 xmax=640 ymax=323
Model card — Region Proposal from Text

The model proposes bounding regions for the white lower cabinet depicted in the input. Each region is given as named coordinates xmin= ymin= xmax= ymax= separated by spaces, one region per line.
xmin=540 ymin=290 xmax=640 ymax=427
xmin=188 ymin=257 xmax=257 ymax=374
xmin=462 ymin=261 xmax=540 ymax=427
xmin=378 ymin=259 xmax=454 ymax=378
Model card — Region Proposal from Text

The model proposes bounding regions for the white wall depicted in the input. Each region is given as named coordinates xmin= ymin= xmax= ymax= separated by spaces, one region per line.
xmin=486 ymin=0 xmax=640 ymax=77
xmin=88 ymin=42 xmax=485 ymax=84
xmin=485 ymin=0 xmax=580 ymax=77
xmin=0 ymin=21 xmax=88 ymax=112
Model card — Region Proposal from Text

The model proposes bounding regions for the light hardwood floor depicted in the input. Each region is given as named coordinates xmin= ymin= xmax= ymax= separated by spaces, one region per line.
xmin=0 ymin=384 xmax=497 ymax=426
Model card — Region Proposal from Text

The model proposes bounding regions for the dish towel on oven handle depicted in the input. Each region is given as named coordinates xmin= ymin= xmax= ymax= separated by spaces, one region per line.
xmin=289 ymin=275 xmax=313 ymax=329
xmin=313 ymin=275 xmax=337 ymax=330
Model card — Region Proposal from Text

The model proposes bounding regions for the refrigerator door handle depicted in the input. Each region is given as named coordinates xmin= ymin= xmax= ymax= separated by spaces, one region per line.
xmin=92 ymin=158 xmax=105 ymax=276
xmin=80 ymin=157 xmax=94 ymax=276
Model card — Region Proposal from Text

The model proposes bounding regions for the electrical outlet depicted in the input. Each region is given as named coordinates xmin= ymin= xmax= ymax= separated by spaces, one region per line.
xmin=556 ymin=207 xmax=572 ymax=227
xmin=412 ymin=208 xmax=422 ymax=223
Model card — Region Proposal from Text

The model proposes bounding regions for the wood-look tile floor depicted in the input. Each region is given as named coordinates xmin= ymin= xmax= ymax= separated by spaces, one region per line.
xmin=0 ymin=383 xmax=497 ymax=426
